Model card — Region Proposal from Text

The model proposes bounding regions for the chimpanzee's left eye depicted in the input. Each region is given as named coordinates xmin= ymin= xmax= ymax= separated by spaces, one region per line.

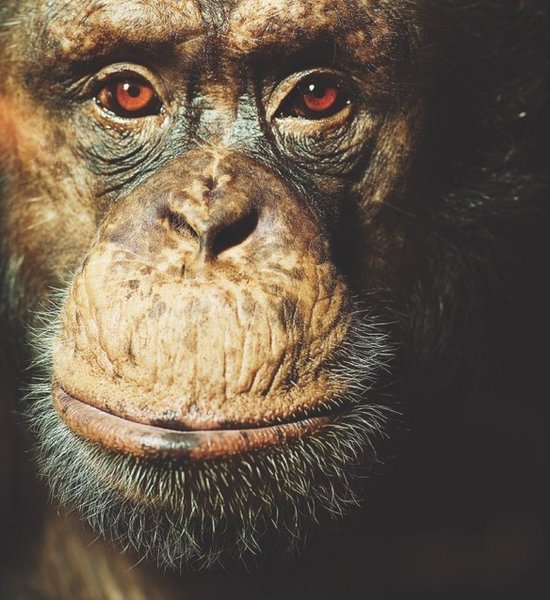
xmin=275 ymin=74 xmax=351 ymax=120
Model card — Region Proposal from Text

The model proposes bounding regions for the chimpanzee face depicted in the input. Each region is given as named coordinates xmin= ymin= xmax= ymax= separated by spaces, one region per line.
xmin=0 ymin=0 xmax=424 ymax=567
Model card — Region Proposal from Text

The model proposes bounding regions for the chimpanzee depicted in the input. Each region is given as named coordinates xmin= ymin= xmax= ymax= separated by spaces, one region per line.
xmin=1 ymin=0 xmax=549 ymax=598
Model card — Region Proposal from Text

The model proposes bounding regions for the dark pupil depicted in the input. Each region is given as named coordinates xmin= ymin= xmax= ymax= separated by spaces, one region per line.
xmin=127 ymin=84 xmax=141 ymax=98
xmin=307 ymin=82 xmax=327 ymax=97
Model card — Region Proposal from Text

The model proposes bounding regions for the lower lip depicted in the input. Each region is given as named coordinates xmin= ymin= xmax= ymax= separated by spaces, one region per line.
xmin=52 ymin=386 xmax=334 ymax=460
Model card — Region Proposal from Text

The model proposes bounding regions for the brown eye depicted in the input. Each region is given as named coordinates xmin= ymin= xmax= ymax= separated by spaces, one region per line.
xmin=96 ymin=77 xmax=161 ymax=118
xmin=277 ymin=75 xmax=351 ymax=120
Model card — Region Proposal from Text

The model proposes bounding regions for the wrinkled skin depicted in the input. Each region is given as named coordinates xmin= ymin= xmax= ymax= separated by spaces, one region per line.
xmin=1 ymin=0 xmax=550 ymax=597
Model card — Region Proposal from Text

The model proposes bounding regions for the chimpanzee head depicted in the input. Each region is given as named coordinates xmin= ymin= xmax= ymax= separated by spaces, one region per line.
xmin=1 ymin=0 xmax=547 ymax=571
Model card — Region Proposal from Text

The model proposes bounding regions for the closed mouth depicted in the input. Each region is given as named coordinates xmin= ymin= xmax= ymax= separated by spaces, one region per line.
xmin=52 ymin=385 xmax=336 ymax=460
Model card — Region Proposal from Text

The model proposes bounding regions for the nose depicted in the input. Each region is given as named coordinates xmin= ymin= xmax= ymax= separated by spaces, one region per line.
xmin=162 ymin=174 xmax=259 ymax=259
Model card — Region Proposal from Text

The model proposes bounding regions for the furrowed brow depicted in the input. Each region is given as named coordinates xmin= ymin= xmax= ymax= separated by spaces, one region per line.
xmin=35 ymin=0 xmax=203 ymax=67
xmin=226 ymin=2 xmax=380 ymax=68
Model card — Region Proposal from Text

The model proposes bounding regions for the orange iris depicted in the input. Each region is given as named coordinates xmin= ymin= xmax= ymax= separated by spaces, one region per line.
xmin=114 ymin=81 xmax=155 ymax=113
xmin=302 ymin=85 xmax=339 ymax=113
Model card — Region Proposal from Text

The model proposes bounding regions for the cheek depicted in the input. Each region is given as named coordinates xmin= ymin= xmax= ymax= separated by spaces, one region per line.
xmin=0 ymin=98 xmax=18 ymax=161
xmin=0 ymin=98 xmax=97 ymax=300
xmin=358 ymin=107 xmax=423 ymax=212
xmin=7 ymin=197 xmax=94 ymax=286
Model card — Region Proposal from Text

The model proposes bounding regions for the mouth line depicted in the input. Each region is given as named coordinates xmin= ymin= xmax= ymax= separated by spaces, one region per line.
xmin=52 ymin=386 xmax=336 ymax=460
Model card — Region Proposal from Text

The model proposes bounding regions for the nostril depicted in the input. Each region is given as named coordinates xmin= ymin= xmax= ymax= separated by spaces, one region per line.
xmin=212 ymin=210 xmax=259 ymax=256
xmin=203 ymin=175 xmax=216 ymax=193
xmin=160 ymin=204 xmax=258 ymax=257
xmin=164 ymin=208 xmax=199 ymax=240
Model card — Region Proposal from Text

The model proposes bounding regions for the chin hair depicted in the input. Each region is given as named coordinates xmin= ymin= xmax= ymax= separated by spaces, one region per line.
xmin=24 ymin=296 xmax=396 ymax=571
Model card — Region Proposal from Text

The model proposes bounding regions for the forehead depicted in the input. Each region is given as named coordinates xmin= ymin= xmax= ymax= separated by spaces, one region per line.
xmin=33 ymin=0 xmax=374 ymax=51
xmin=40 ymin=0 xmax=370 ymax=24
xmin=228 ymin=0 xmax=373 ymax=52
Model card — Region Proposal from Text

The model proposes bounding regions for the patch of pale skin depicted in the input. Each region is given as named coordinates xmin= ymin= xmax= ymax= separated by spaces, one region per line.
xmin=53 ymin=149 xmax=353 ymax=429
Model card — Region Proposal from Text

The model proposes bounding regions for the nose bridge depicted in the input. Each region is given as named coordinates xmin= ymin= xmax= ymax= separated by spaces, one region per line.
xmin=173 ymin=149 xmax=235 ymax=225
xmin=194 ymin=79 xmax=241 ymax=143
